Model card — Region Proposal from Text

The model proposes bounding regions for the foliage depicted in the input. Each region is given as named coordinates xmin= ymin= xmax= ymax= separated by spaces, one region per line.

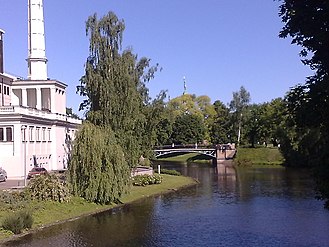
xmin=2 ymin=210 xmax=33 ymax=234
xmin=229 ymin=86 xmax=251 ymax=145
xmin=234 ymin=147 xmax=285 ymax=166
xmin=77 ymin=11 xmax=159 ymax=166
xmin=171 ymin=114 xmax=206 ymax=145
xmin=167 ymin=94 xmax=203 ymax=118
xmin=279 ymin=0 xmax=329 ymax=75
xmin=69 ymin=122 xmax=131 ymax=204
xmin=155 ymin=117 xmax=173 ymax=146
xmin=140 ymin=91 xmax=169 ymax=157
xmin=66 ymin=107 xmax=80 ymax=119
xmin=160 ymin=169 xmax=181 ymax=176
xmin=132 ymin=174 xmax=163 ymax=186
xmin=210 ymin=100 xmax=231 ymax=144
xmin=24 ymin=174 xmax=71 ymax=203
xmin=0 ymin=191 xmax=27 ymax=210
xmin=278 ymin=0 xmax=329 ymax=207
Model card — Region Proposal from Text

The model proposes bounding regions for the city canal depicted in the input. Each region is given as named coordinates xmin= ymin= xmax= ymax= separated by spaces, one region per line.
xmin=4 ymin=162 xmax=329 ymax=247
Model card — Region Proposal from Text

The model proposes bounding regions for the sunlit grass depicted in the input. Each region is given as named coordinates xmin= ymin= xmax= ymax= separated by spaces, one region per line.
xmin=235 ymin=147 xmax=285 ymax=167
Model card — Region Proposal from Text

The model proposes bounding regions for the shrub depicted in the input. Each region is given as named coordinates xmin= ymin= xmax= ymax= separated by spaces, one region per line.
xmin=0 ymin=190 xmax=27 ymax=210
xmin=2 ymin=210 xmax=33 ymax=234
xmin=24 ymin=174 xmax=71 ymax=202
xmin=132 ymin=174 xmax=163 ymax=186
xmin=160 ymin=169 xmax=181 ymax=176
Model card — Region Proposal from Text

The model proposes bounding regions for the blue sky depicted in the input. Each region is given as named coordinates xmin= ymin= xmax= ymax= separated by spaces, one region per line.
xmin=0 ymin=0 xmax=312 ymax=116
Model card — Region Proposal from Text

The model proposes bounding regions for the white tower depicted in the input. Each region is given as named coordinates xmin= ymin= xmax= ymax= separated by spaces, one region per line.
xmin=27 ymin=0 xmax=48 ymax=80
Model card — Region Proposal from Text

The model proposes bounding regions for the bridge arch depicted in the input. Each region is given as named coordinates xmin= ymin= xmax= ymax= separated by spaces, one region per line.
xmin=154 ymin=149 xmax=217 ymax=159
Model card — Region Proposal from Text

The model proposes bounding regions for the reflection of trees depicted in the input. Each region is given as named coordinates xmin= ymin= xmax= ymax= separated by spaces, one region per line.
xmin=236 ymin=167 xmax=315 ymax=201
xmin=7 ymin=200 xmax=155 ymax=246
xmin=72 ymin=200 xmax=155 ymax=246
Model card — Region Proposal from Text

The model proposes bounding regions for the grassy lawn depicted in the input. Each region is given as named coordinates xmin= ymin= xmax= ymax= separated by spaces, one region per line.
xmin=234 ymin=147 xmax=285 ymax=167
xmin=0 ymin=174 xmax=197 ymax=242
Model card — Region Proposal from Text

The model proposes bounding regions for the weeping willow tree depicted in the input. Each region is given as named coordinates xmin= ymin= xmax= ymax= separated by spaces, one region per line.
xmin=69 ymin=122 xmax=130 ymax=204
xmin=70 ymin=12 xmax=159 ymax=203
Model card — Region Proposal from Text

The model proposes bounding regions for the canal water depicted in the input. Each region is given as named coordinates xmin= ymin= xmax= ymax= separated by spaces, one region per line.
xmin=4 ymin=162 xmax=329 ymax=247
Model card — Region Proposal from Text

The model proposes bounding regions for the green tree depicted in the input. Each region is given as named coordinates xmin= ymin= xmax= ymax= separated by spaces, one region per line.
xmin=167 ymin=94 xmax=202 ymax=118
xmin=171 ymin=114 xmax=206 ymax=145
xmin=72 ymin=11 xmax=158 ymax=204
xmin=279 ymin=0 xmax=329 ymax=207
xmin=209 ymin=100 xmax=231 ymax=144
xmin=77 ymin=12 xmax=158 ymax=166
xmin=69 ymin=122 xmax=130 ymax=204
xmin=243 ymin=104 xmax=262 ymax=148
xmin=229 ymin=86 xmax=251 ymax=145
xmin=66 ymin=107 xmax=80 ymax=119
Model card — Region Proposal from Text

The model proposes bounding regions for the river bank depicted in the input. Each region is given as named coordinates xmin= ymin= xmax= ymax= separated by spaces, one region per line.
xmin=0 ymin=174 xmax=197 ymax=244
xmin=234 ymin=147 xmax=285 ymax=167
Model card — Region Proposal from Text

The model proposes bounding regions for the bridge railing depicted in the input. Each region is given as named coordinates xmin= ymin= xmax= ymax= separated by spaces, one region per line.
xmin=154 ymin=143 xmax=235 ymax=150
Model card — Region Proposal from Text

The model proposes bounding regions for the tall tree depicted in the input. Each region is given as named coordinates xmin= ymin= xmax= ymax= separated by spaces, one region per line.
xmin=229 ymin=86 xmax=251 ymax=145
xmin=71 ymin=12 xmax=158 ymax=204
xmin=171 ymin=114 xmax=206 ymax=145
xmin=279 ymin=0 xmax=329 ymax=207
xmin=77 ymin=12 xmax=158 ymax=166
xmin=210 ymin=100 xmax=231 ymax=144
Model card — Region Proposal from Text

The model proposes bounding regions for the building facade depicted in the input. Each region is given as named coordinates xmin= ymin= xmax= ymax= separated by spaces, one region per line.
xmin=0 ymin=1 xmax=81 ymax=179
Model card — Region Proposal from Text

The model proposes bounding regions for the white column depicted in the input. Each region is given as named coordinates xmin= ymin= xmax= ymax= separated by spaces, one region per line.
xmin=22 ymin=88 xmax=27 ymax=107
xmin=36 ymin=88 xmax=41 ymax=110
xmin=27 ymin=0 xmax=48 ymax=80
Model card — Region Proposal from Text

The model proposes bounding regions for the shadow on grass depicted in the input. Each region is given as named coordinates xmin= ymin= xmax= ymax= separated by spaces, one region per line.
xmin=186 ymin=154 xmax=213 ymax=162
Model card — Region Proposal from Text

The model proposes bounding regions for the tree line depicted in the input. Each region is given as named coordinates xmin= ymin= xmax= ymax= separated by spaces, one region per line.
xmin=67 ymin=1 xmax=329 ymax=208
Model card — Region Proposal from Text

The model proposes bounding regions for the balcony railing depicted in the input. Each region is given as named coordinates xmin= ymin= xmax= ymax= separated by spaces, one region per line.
xmin=0 ymin=106 xmax=81 ymax=124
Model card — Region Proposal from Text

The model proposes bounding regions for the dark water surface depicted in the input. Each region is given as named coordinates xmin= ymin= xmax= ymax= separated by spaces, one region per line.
xmin=4 ymin=163 xmax=329 ymax=247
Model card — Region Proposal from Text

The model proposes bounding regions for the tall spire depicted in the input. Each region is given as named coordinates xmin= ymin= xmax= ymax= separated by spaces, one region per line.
xmin=0 ymin=29 xmax=4 ymax=74
xmin=183 ymin=76 xmax=187 ymax=95
xmin=27 ymin=0 xmax=48 ymax=80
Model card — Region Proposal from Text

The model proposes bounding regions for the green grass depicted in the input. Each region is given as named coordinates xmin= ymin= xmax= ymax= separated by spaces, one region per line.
xmin=234 ymin=147 xmax=285 ymax=167
xmin=0 ymin=175 xmax=196 ymax=242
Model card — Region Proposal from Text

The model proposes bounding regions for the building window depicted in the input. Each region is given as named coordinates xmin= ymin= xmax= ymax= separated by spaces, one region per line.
xmin=47 ymin=128 xmax=51 ymax=141
xmin=21 ymin=127 xmax=27 ymax=142
xmin=29 ymin=127 xmax=34 ymax=142
xmin=2 ymin=86 xmax=9 ymax=95
xmin=36 ymin=127 xmax=40 ymax=141
xmin=6 ymin=127 xmax=12 ymax=142
xmin=42 ymin=127 xmax=46 ymax=141
xmin=0 ymin=126 xmax=13 ymax=142
xmin=0 ymin=128 xmax=3 ymax=141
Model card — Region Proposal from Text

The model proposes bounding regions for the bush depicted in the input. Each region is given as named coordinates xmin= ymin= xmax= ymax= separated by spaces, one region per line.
xmin=24 ymin=174 xmax=71 ymax=202
xmin=160 ymin=169 xmax=181 ymax=176
xmin=132 ymin=174 xmax=163 ymax=186
xmin=2 ymin=210 xmax=33 ymax=234
xmin=0 ymin=190 xmax=27 ymax=210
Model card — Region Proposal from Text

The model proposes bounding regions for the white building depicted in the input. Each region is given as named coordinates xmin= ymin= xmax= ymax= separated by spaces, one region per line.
xmin=0 ymin=0 xmax=81 ymax=179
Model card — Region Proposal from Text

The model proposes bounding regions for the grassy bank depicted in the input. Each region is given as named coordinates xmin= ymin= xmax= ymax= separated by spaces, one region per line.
xmin=234 ymin=147 xmax=285 ymax=167
xmin=156 ymin=153 xmax=212 ymax=164
xmin=0 ymin=174 xmax=197 ymax=242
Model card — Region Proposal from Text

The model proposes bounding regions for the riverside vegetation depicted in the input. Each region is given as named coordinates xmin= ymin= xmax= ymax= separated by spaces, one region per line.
xmin=0 ymin=173 xmax=196 ymax=241
xmin=234 ymin=147 xmax=285 ymax=167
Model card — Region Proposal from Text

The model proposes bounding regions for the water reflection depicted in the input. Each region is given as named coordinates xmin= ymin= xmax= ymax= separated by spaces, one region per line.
xmin=4 ymin=162 xmax=329 ymax=247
